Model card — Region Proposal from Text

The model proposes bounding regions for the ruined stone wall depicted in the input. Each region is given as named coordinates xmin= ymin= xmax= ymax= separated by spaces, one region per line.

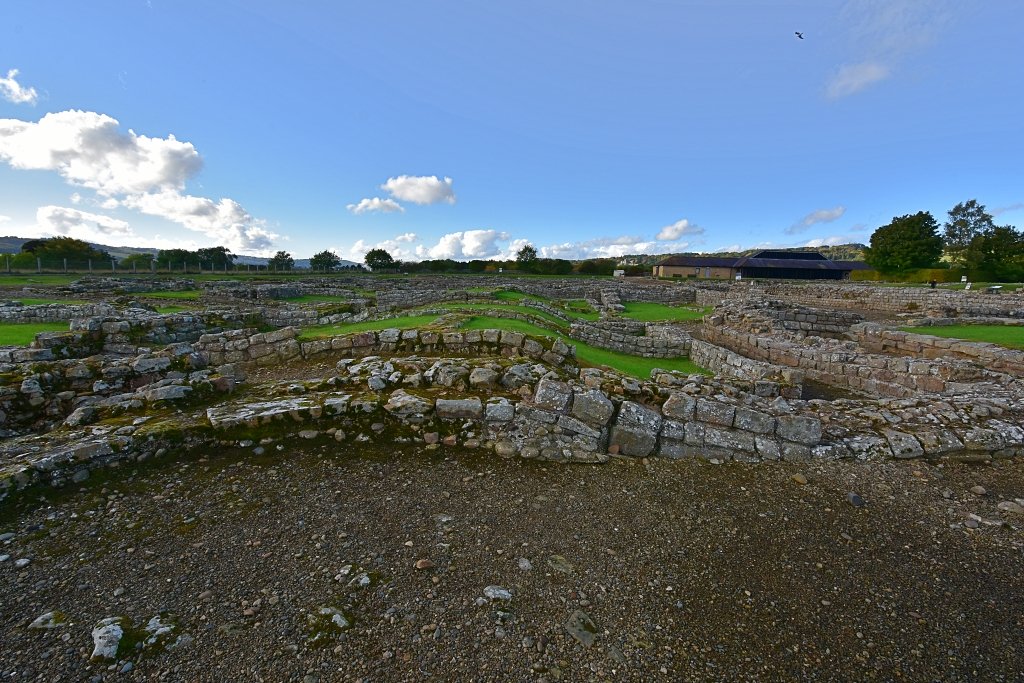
xmin=568 ymin=321 xmax=691 ymax=358
xmin=0 ymin=302 xmax=114 ymax=323
xmin=851 ymin=323 xmax=1024 ymax=378
xmin=702 ymin=318 xmax=1008 ymax=398
xmin=688 ymin=339 xmax=802 ymax=396
xmin=731 ymin=282 xmax=1024 ymax=317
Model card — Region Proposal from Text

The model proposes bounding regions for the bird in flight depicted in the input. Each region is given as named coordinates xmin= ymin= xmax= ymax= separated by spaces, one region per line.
xmin=795 ymin=31 xmax=804 ymax=39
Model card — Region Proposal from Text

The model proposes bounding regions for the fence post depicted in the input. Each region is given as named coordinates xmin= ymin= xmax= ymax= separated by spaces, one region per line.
xmin=88 ymin=259 xmax=92 ymax=273
xmin=111 ymin=259 xmax=116 ymax=273
xmin=36 ymin=257 xmax=41 ymax=274
xmin=5 ymin=255 xmax=8 ymax=273
xmin=63 ymin=258 xmax=67 ymax=273
xmin=133 ymin=262 xmax=137 ymax=274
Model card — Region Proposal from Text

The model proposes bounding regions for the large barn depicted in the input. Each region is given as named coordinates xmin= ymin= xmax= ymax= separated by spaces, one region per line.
xmin=653 ymin=250 xmax=871 ymax=280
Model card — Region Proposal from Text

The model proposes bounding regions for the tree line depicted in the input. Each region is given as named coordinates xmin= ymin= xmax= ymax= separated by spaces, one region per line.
xmin=864 ymin=199 xmax=1022 ymax=280
xmin=358 ymin=245 xmax=645 ymax=276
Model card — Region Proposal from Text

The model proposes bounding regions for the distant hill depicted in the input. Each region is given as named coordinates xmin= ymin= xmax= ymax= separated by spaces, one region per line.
xmin=0 ymin=236 xmax=361 ymax=269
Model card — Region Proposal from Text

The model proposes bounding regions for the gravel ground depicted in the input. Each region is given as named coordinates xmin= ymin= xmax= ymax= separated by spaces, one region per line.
xmin=2 ymin=445 xmax=1024 ymax=682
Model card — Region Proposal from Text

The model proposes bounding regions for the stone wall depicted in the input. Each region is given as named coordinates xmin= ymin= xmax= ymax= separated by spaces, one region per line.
xmin=0 ymin=302 xmax=114 ymax=323
xmin=688 ymin=339 xmax=802 ymax=397
xmin=703 ymin=316 xmax=1010 ymax=398
xmin=731 ymin=281 xmax=1024 ymax=317
xmin=851 ymin=323 xmax=1024 ymax=378
xmin=568 ymin=321 xmax=691 ymax=358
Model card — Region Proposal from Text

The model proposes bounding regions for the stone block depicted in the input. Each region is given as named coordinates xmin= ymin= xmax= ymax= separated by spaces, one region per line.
xmin=569 ymin=389 xmax=614 ymax=426
xmin=734 ymin=407 xmax=775 ymax=434
xmin=775 ymin=415 xmax=822 ymax=445
xmin=533 ymin=378 xmax=572 ymax=412
xmin=436 ymin=397 xmax=483 ymax=420
xmin=662 ymin=393 xmax=695 ymax=421
xmin=695 ymin=398 xmax=735 ymax=427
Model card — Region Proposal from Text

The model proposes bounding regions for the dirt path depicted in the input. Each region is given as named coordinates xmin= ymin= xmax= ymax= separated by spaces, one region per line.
xmin=2 ymin=446 xmax=1024 ymax=682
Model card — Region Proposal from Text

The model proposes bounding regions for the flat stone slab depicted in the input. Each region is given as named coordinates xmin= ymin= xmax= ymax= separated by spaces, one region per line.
xmin=207 ymin=397 xmax=326 ymax=429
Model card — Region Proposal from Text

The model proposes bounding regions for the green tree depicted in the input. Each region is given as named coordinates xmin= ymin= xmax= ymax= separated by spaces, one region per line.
xmin=158 ymin=248 xmax=201 ymax=269
xmin=364 ymin=248 xmax=397 ymax=271
xmin=119 ymin=253 xmax=158 ymax=270
xmin=310 ymin=250 xmax=341 ymax=272
xmin=944 ymin=200 xmax=996 ymax=267
xmin=963 ymin=225 xmax=1024 ymax=277
xmin=12 ymin=237 xmax=111 ymax=268
xmin=268 ymin=250 xmax=295 ymax=270
xmin=864 ymin=212 xmax=944 ymax=273
xmin=197 ymin=246 xmax=235 ymax=269
xmin=516 ymin=243 xmax=538 ymax=272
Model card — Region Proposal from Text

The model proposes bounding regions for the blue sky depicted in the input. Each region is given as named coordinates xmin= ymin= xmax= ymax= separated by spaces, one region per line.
xmin=1 ymin=0 xmax=1021 ymax=261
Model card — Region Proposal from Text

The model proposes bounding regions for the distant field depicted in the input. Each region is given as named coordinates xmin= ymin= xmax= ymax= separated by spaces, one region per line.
xmin=0 ymin=322 xmax=69 ymax=346
xmin=902 ymin=325 xmax=1024 ymax=350
xmin=620 ymin=303 xmax=710 ymax=322
xmin=298 ymin=315 xmax=439 ymax=340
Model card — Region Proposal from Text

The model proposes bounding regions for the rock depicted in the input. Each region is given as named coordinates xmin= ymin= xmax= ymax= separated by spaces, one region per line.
xmin=776 ymin=414 xmax=822 ymax=445
xmin=565 ymin=609 xmax=598 ymax=647
xmin=298 ymin=430 xmax=319 ymax=439
xmin=91 ymin=617 xmax=126 ymax=661
xmin=14 ymin=558 xmax=30 ymax=569
xmin=609 ymin=401 xmax=662 ymax=457
xmin=791 ymin=473 xmax=808 ymax=485
xmin=436 ymin=397 xmax=483 ymax=420
xmin=28 ymin=611 xmax=66 ymax=629
xmin=414 ymin=559 xmax=435 ymax=570
xmin=383 ymin=390 xmax=434 ymax=420
xmin=970 ymin=485 xmax=987 ymax=496
xmin=469 ymin=367 xmax=498 ymax=388
xmin=142 ymin=384 xmax=192 ymax=402
xmin=997 ymin=501 xmax=1024 ymax=515
xmin=483 ymin=585 xmax=513 ymax=601
xmin=547 ymin=554 xmax=574 ymax=574
xmin=847 ymin=492 xmax=866 ymax=508
xmin=518 ymin=557 xmax=533 ymax=571
xmin=533 ymin=379 xmax=573 ymax=412
xmin=570 ymin=389 xmax=615 ymax=426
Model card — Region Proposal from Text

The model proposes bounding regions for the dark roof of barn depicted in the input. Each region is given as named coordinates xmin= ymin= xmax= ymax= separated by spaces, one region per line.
xmin=657 ymin=254 xmax=869 ymax=271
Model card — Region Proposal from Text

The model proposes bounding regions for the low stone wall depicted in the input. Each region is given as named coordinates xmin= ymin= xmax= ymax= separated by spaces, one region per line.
xmin=0 ymin=302 xmax=114 ymax=323
xmin=689 ymin=339 xmax=802 ymax=397
xmin=732 ymin=281 xmax=1024 ymax=317
xmin=568 ymin=321 xmax=691 ymax=358
xmin=852 ymin=323 xmax=1024 ymax=378
xmin=703 ymin=318 xmax=1008 ymax=398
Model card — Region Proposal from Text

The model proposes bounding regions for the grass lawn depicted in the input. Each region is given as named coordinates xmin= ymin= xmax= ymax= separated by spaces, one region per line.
xmin=155 ymin=305 xmax=195 ymax=314
xmin=429 ymin=302 xmax=569 ymax=328
xmin=144 ymin=290 xmax=202 ymax=300
xmin=461 ymin=316 xmax=706 ymax=378
xmin=493 ymin=290 xmax=547 ymax=303
xmin=0 ymin=322 xmax=70 ymax=346
xmin=297 ymin=315 xmax=439 ymax=340
xmin=901 ymin=325 xmax=1024 ymax=350
xmin=0 ymin=275 xmax=81 ymax=286
xmin=282 ymin=294 xmax=352 ymax=304
xmin=620 ymin=303 xmax=710 ymax=322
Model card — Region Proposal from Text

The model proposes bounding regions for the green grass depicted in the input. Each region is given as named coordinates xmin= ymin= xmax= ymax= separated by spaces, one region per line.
xmin=0 ymin=322 xmax=70 ymax=346
xmin=620 ymin=303 xmax=710 ymax=322
xmin=900 ymin=325 xmax=1024 ymax=350
xmin=144 ymin=290 xmax=202 ymax=300
xmin=429 ymin=302 xmax=569 ymax=328
xmin=0 ymin=275 xmax=81 ymax=286
xmin=155 ymin=305 xmax=195 ymax=314
xmin=297 ymin=315 xmax=439 ymax=340
xmin=494 ymin=290 xmax=547 ymax=302
xmin=460 ymin=316 xmax=705 ymax=378
xmin=281 ymin=294 xmax=352 ymax=303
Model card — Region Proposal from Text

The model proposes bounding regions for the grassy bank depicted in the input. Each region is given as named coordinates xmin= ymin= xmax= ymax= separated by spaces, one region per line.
xmin=901 ymin=325 xmax=1024 ymax=350
xmin=0 ymin=322 xmax=70 ymax=346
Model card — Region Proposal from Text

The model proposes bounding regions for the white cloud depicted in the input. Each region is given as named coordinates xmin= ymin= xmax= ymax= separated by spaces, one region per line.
xmin=993 ymin=202 xmax=1024 ymax=217
xmin=0 ymin=214 xmax=9 ymax=223
xmin=0 ymin=110 xmax=202 ymax=196
xmin=786 ymin=205 xmax=847 ymax=234
xmin=417 ymin=229 xmax=506 ymax=260
xmin=347 ymin=233 xmax=420 ymax=263
xmin=825 ymin=62 xmax=890 ymax=99
xmin=121 ymin=191 xmax=277 ymax=253
xmin=656 ymin=219 xmax=703 ymax=241
xmin=0 ymin=110 xmax=276 ymax=254
xmin=25 ymin=205 xmax=137 ymax=245
xmin=825 ymin=1 xmax=953 ymax=99
xmin=346 ymin=197 xmax=405 ymax=214
xmin=538 ymin=235 xmax=692 ymax=260
xmin=803 ymin=235 xmax=853 ymax=248
xmin=0 ymin=69 xmax=38 ymax=105
xmin=381 ymin=175 xmax=456 ymax=205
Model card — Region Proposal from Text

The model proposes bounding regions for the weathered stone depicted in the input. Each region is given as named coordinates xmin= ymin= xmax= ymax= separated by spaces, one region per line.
xmin=436 ymin=397 xmax=483 ymax=420
xmin=695 ymin=398 xmax=735 ymax=427
xmin=383 ymin=390 xmax=434 ymax=420
xmin=609 ymin=401 xmax=662 ymax=457
xmin=733 ymin=407 xmax=775 ymax=434
xmin=533 ymin=378 xmax=572 ymax=413
xmin=775 ymin=414 xmax=822 ymax=445
xmin=485 ymin=399 xmax=515 ymax=423
xmin=882 ymin=429 xmax=924 ymax=459
xmin=662 ymin=392 xmax=696 ymax=421
xmin=469 ymin=367 xmax=498 ymax=388
xmin=570 ymin=389 xmax=615 ymax=426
